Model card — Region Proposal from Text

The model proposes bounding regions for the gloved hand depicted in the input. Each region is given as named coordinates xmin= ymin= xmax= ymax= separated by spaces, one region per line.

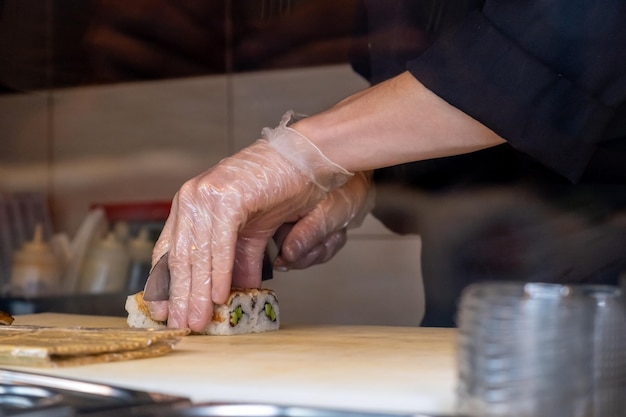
xmin=272 ymin=170 xmax=375 ymax=270
xmin=147 ymin=111 xmax=353 ymax=332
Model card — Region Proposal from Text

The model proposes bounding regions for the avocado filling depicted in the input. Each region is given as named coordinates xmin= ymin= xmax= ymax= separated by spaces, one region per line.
xmin=264 ymin=302 xmax=277 ymax=322
xmin=229 ymin=306 xmax=243 ymax=327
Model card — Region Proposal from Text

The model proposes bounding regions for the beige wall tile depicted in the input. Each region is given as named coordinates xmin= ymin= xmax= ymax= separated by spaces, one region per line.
xmin=231 ymin=64 xmax=370 ymax=150
xmin=268 ymin=219 xmax=424 ymax=326
xmin=50 ymin=76 xmax=230 ymax=234
xmin=0 ymin=92 xmax=50 ymax=192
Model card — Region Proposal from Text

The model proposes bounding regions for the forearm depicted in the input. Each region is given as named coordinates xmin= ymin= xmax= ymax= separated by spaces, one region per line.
xmin=291 ymin=71 xmax=506 ymax=173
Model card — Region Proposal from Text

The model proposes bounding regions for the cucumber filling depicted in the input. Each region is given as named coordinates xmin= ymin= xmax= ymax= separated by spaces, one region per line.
xmin=229 ymin=306 xmax=244 ymax=327
xmin=264 ymin=302 xmax=277 ymax=322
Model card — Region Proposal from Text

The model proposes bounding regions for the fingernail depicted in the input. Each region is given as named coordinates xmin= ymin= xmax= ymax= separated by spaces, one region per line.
xmin=273 ymin=257 xmax=289 ymax=272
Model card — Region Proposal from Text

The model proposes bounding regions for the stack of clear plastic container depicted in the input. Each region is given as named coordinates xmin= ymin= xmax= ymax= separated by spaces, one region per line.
xmin=580 ymin=285 xmax=626 ymax=417
xmin=456 ymin=281 xmax=625 ymax=417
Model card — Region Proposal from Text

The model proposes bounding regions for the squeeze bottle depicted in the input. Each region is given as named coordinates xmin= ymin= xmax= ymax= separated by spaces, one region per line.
xmin=10 ymin=223 xmax=62 ymax=297
xmin=79 ymin=231 xmax=130 ymax=294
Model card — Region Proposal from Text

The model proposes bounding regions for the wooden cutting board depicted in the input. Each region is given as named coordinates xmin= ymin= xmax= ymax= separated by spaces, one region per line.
xmin=6 ymin=313 xmax=458 ymax=415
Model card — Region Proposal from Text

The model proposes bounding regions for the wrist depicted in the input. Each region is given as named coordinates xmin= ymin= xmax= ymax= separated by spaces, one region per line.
xmin=262 ymin=111 xmax=353 ymax=192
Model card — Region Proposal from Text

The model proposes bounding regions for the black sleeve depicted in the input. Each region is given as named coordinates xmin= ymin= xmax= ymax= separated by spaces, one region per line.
xmin=407 ymin=1 xmax=626 ymax=183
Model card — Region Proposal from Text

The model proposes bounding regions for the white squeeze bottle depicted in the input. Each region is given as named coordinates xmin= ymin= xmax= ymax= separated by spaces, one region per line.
xmin=79 ymin=231 xmax=130 ymax=294
xmin=10 ymin=223 xmax=62 ymax=297
xmin=126 ymin=227 xmax=154 ymax=293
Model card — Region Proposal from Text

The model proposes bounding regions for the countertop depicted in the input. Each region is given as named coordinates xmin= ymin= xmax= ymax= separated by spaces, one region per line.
xmin=6 ymin=313 xmax=459 ymax=415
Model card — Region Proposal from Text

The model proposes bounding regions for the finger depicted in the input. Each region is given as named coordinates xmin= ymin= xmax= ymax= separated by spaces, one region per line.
xmin=278 ymin=244 xmax=324 ymax=270
xmin=188 ymin=240 xmax=213 ymax=332
xmin=278 ymin=229 xmax=347 ymax=269
xmin=164 ymin=189 xmax=195 ymax=329
xmin=319 ymin=229 xmax=348 ymax=264
xmin=231 ymin=234 xmax=272 ymax=289
xmin=210 ymin=226 xmax=237 ymax=305
xmin=146 ymin=300 xmax=169 ymax=321
xmin=272 ymin=222 xmax=296 ymax=248
xmin=279 ymin=211 xmax=328 ymax=262
xmin=167 ymin=240 xmax=192 ymax=329
xmin=183 ymin=196 xmax=215 ymax=332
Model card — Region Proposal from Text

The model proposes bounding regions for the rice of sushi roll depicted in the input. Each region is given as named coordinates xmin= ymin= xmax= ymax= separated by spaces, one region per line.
xmin=126 ymin=288 xmax=280 ymax=335
xmin=205 ymin=288 xmax=280 ymax=335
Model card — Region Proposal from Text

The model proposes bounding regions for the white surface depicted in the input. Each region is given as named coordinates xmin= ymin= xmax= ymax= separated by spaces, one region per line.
xmin=9 ymin=314 xmax=458 ymax=415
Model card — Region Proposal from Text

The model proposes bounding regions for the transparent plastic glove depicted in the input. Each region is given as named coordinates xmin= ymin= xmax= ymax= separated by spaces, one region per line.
xmin=147 ymin=111 xmax=352 ymax=332
xmin=273 ymin=171 xmax=375 ymax=270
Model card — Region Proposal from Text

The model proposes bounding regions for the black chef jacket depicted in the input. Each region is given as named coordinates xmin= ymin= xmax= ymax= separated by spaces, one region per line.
xmin=350 ymin=1 xmax=626 ymax=327
xmin=351 ymin=0 xmax=626 ymax=185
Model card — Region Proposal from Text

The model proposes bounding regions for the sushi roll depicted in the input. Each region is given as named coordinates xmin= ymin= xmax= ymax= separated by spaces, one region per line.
xmin=125 ymin=291 xmax=167 ymax=330
xmin=125 ymin=288 xmax=280 ymax=335
xmin=254 ymin=288 xmax=280 ymax=327
xmin=205 ymin=288 xmax=280 ymax=335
